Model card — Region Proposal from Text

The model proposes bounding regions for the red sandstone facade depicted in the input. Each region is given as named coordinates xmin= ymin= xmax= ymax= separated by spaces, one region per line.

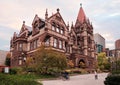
xmin=10 ymin=5 xmax=96 ymax=69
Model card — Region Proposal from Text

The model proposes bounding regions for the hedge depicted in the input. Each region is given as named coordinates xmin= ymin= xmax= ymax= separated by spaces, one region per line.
xmin=104 ymin=75 xmax=120 ymax=85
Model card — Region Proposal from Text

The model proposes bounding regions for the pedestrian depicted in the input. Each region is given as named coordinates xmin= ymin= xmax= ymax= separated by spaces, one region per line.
xmin=94 ymin=70 xmax=98 ymax=80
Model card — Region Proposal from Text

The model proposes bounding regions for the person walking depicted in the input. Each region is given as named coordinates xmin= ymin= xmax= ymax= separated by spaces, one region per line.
xmin=94 ymin=70 xmax=98 ymax=80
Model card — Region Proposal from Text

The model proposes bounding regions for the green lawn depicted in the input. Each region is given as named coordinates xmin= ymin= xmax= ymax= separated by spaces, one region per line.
xmin=0 ymin=73 xmax=44 ymax=85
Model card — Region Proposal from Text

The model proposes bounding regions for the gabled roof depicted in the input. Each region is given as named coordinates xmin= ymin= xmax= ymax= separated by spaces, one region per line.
xmin=76 ymin=5 xmax=86 ymax=23
xmin=47 ymin=8 xmax=68 ymax=30
xmin=19 ymin=21 xmax=32 ymax=34
xmin=32 ymin=14 xmax=41 ymax=25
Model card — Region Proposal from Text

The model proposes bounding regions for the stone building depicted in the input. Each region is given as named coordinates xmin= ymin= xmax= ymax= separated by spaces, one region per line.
xmin=10 ymin=5 xmax=96 ymax=69
xmin=115 ymin=39 xmax=120 ymax=50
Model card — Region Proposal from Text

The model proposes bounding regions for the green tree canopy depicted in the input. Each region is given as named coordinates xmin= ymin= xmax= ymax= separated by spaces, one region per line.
xmin=33 ymin=45 xmax=67 ymax=74
xmin=97 ymin=52 xmax=110 ymax=71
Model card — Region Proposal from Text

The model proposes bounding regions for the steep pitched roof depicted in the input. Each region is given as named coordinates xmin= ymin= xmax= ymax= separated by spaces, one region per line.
xmin=77 ymin=5 xmax=86 ymax=23
xmin=47 ymin=8 xmax=68 ymax=30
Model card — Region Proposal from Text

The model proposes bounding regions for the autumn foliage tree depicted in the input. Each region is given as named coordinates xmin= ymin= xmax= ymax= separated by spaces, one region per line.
xmin=33 ymin=45 xmax=67 ymax=74
xmin=97 ymin=52 xmax=110 ymax=71
xmin=67 ymin=60 xmax=74 ymax=68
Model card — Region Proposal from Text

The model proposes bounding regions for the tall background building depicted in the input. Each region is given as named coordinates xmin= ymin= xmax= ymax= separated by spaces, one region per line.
xmin=0 ymin=50 xmax=8 ymax=65
xmin=94 ymin=33 xmax=105 ymax=53
xmin=115 ymin=39 xmax=120 ymax=50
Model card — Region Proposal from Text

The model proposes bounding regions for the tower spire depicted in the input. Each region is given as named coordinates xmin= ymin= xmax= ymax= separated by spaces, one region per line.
xmin=76 ymin=3 xmax=86 ymax=23
xmin=45 ymin=9 xmax=48 ymax=20
xmin=80 ymin=3 xmax=82 ymax=7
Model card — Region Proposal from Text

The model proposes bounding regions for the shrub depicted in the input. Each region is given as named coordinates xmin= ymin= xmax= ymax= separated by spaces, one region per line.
xmin=104 ymin=75 xmax=120 ymax=85
xmin=9 ymin=68 xmax=17 ymax=74
xmin=0 ymin=73 xmax=42 ymax=85
xmin=9 ymin=67 xmax=23 ymax=75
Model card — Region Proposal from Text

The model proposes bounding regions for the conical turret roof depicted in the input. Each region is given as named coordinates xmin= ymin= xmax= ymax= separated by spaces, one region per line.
xmin=77 ymin=4 xmax=86 ymax=23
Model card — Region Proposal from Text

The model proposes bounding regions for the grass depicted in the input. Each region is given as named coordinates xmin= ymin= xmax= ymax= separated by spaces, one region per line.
xmin=0 ymin=72 xmax=59 ymax=85
xmin=0 ymin=73 xmax=43 ymax=85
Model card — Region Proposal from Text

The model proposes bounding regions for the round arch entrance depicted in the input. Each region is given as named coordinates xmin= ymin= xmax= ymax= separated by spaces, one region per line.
xmin=78 ymin=59 xmax=86 ymax=68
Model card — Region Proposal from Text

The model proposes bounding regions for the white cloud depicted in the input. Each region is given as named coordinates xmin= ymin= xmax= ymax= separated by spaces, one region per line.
xmin=102 ymin=33 xmax=114 ymax=41
xmin=109 ymin=13 xmax=120 ymax=17
xmin=106 ymin=43 xmax=114 ymax=49
xmin=0 ymin=32 xmax=11 ymax=41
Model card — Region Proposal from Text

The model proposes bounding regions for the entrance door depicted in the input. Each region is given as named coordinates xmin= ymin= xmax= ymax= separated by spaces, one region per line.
xmin=79 ymin=59 xmax=86 ymax=68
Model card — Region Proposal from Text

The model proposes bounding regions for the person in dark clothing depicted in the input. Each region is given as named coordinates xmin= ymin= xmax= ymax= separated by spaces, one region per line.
xmin=64 ymin=71 xmax=69 ymax=79
xmin=61 ymin=71 xmax=69 ymax=80
xmin=94 ymin=70 xmax=98 ymax=80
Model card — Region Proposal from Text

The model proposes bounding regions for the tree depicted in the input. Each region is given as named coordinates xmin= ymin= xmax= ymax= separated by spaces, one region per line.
xmin=97 ymin=52 xmax=110 ymax=71
xmin=5 ymin=52 xmax=11 ymax=66
xmin=67 ymin=60 xmax=74 ymax=68
xmin=23 ymin=57 xmax=35 ymax=72
xmin=33 ymin=45 xmax=67 ymax=74
xmin=79 ymin=62 xmax=86 ymax=68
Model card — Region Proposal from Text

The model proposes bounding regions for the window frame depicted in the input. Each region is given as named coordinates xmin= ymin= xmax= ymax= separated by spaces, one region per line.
xmin=53 ymin=38 xmax=57 ymax=48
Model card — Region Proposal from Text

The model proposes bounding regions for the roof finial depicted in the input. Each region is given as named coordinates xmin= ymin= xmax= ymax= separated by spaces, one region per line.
xmin=71 ymin=21 xmax=73 ymax=27
xmin=57 ymin=8 xmax=60 ymax=12
xmin=45 ymin=8 xmax=48 ymax=19
xmin=23 ymin=21 xmax=25 ymax=24
xmin=80 ymin=3 xmax=82 ymax=7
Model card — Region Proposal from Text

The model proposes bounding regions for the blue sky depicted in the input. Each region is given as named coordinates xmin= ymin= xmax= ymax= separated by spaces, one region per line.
xmin=0 ymin=0 xmax=120 ymax=51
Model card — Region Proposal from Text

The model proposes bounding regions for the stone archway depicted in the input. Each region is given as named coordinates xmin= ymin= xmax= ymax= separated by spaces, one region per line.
xmin=78 ymin=59 xmax=86 ymax=68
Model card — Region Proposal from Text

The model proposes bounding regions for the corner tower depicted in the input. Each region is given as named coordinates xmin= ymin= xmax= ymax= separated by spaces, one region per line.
xmin=70 ymin=4 xmax=96 ymax=69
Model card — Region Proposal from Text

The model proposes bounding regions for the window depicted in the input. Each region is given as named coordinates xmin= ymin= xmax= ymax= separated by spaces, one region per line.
xmin=19 ymin=60 xmax=22 ymax=65
xmin=53 ymin=38 xmax=57 ymax=47
xmin=60 ymin=29 xmax=64 ymax=34
xmin=52 ymin=25 xmax=55 ymax=31
xmin=19 ymin=43 xmax=23 ymax=51
xmin=45 ymin=38 xmax=50 ymax=46
xmin=33 ymin=40 xmax=37 ymax=49
xmin=56 ymin=26 xmax=59 ymax=33
xmin=52 ymin=22 xmax=55 ymax=31
xmin=30 ymin=42 xmax=33 ymax=50
xmin=59 ymin=40 xmax=62 ymax=49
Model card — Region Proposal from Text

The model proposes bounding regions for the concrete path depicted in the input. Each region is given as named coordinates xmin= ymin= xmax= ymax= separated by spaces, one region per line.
xmin=42 ymin=73 xmax=108 ymax=85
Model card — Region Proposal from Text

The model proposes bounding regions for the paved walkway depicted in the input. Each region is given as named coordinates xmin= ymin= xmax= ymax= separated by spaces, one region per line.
xmin=42 ymin=73 xmax=108 ymax=85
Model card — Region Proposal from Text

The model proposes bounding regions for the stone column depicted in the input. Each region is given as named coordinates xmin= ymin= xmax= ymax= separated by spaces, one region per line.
xmin=50 ymin=37 xmax=53 ymax=46
xmin=84 ymin=36 xmax=88 ymax=56
xmin=75 ymin=58 xmax=78 ymax=67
